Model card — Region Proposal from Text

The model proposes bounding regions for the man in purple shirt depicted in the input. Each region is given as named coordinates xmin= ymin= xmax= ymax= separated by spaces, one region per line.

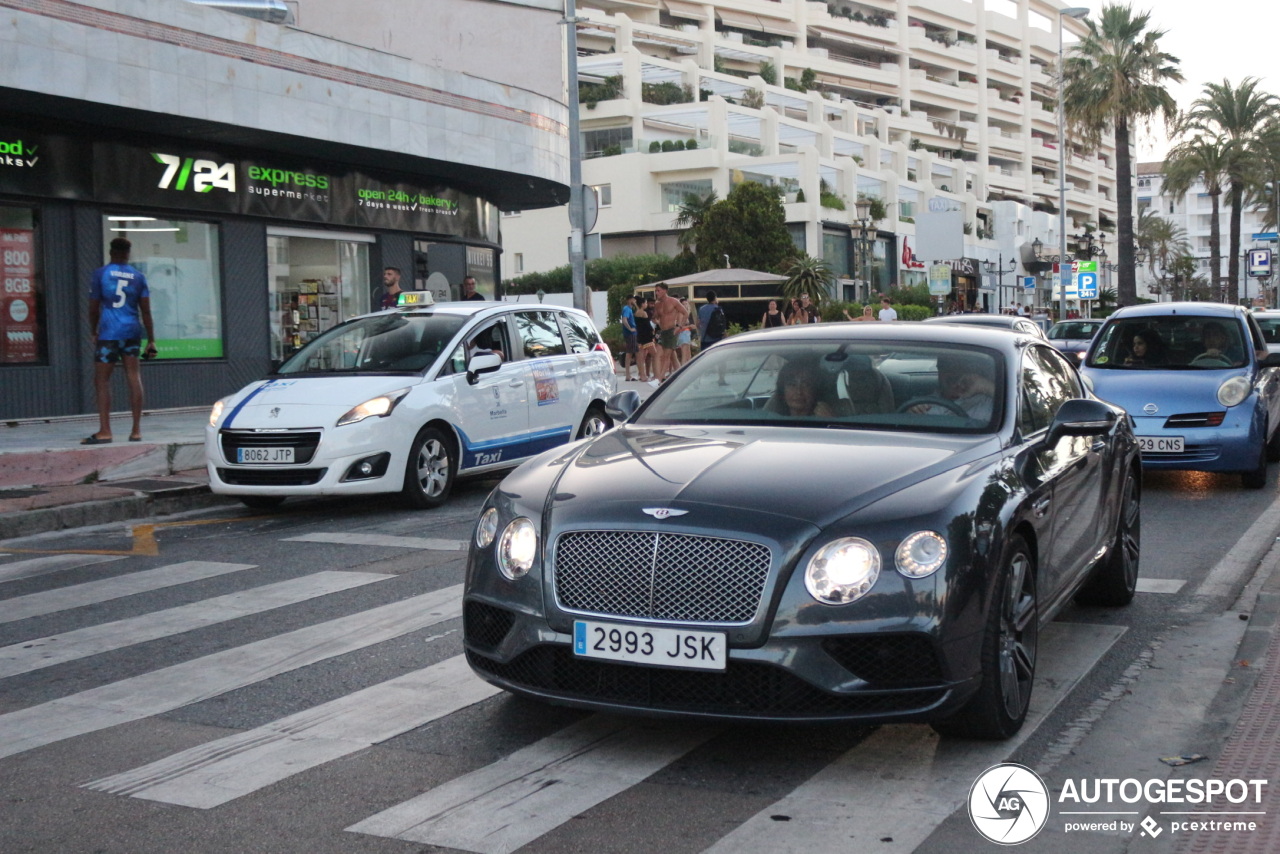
xmin=84 ymin=237 xmax=156 ymax=444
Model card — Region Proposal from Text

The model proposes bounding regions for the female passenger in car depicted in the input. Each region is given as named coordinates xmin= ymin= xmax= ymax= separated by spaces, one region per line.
xmin=1123 ymin=330 xmax=1165 ymax=366
xmin=765 ymin=359 xmax=837 ymax=417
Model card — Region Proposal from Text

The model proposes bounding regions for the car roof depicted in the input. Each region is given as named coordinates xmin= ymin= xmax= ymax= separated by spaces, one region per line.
xmin=1106 ymin=301 xmax=1246 ymax=321
xmin=727 ymin=319 xmax=1036 ymax=355
xmin=350 ymin=300 xmax=590 ymax=323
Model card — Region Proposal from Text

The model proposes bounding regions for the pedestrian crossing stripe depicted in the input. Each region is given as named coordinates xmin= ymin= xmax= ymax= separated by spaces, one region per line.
xmin=284 ymin=532 xmax=469 ymax=551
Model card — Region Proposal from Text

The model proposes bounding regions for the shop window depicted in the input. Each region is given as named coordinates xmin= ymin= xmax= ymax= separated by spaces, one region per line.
xmin=102 ymin=215 xmax=222 ymax=359
xmin=267 ymin=231 xmax=372 ymax=363
xmin=1 ymin=206 xmax=44 ymax=365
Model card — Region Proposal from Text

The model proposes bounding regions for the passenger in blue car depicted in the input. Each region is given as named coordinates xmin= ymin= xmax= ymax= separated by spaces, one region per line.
xmin=1123 ymin=330 xmax=1166 ymax=366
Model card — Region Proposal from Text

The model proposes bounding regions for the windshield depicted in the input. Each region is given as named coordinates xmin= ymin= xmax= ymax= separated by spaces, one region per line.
xmin=636 ymin=339 xmax=1004 ymax=434
xmin=1255 ymin=315 xmax=1280 ymax=346
xmin=1048 ymin=321 xmax=1100 ymax=340
xmin=1086 ymin=316 xmax=1248 ymax=370
xmin=275 ymin=313 xmax=466 ymax=374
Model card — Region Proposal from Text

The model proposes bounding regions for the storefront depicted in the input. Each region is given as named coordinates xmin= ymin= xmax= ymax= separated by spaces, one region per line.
xmin=0 ymin=117 xmax=502 ymax=418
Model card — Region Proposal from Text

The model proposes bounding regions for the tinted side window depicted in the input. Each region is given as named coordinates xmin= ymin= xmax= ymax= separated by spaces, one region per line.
xmin=515 ymin=311 xmax=567 ymax=359
xmin=559 ymin=313 xmax=599 ymax=354
xmin=1020 ymin=347 xmax=1077 ymax=434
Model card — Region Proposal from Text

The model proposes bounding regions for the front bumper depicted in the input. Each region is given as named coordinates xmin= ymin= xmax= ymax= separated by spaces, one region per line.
xmin=205 ymin=421 xmax=405 ymax=496
xmin=462 ymin=598 xmax=976 ymax=724
xmin=1129 ymin=410 xmax=1262 ymax=473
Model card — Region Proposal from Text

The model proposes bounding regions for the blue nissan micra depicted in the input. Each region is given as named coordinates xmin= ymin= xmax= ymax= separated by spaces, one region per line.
xmin=1082 ymin=302 xmax=1280 ymax=488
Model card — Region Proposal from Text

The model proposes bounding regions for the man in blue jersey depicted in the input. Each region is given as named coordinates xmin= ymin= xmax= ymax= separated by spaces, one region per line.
xmin=83 ymin=237 xmax=157 ymax=444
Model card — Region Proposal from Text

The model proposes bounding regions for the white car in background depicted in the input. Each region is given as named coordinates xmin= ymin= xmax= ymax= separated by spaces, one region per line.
xmin=206 ymin=298 xmax=616 ymax=509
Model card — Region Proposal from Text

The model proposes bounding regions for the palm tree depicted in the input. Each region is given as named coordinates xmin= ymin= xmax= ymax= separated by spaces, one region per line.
xmin=1162 ymin=132 xmax=1228 ymax=293
xmin=1133 ymin=210 xmax=1190 ymax=296
xmin=782 ymin=255 xmax=834 ymax=311
xmin=1063 ymin=4 xmax=1182 ymax=308
xmin=1180 ymin=78 xmax=1280 ymax=302
xmin=671 ymin=190 xmax=719 ymax=254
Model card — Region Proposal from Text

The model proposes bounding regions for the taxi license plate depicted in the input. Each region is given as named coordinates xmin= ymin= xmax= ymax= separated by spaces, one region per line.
xmin=236 ymin=447 xmax=295 ymax=464
xmin=1138 ymin=436 xmax=1184 ymax=454
xmin=573 ymin=620 xmax=726 ymax=671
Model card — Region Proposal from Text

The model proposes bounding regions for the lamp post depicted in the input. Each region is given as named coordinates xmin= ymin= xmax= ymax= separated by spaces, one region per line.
xmin=852 ymin=198 xmax=876 ymax=304
xmin=1057 ymin=6 xmax=1090 ymax=323
xmin=984 ymin=255 xmax=1016 ymax=314
xmin=564 ymin=0 xmax=588 ymax=312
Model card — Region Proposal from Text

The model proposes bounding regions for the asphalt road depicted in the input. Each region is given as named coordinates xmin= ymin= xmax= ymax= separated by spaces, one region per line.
xmin=0 ymin=465 xmax=1277 ymax=854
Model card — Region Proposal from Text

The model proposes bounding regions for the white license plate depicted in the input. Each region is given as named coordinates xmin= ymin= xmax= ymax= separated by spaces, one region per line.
xmin=236 ymin=447 xmax=295 ymax=464
xmin=1138 ymin=436 xmax=1184 ymax=454
xmin=573 ymin=620 xmax=726 ymax=671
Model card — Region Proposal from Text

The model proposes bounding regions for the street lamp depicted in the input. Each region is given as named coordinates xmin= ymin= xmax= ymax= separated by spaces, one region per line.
xmin=1057 ymin=6 xmax=1090 ymax=322
xmin=852 ymin=198 xmax=876 ymax=304
xmin=984 ymin=255 xmax=1017 ymax=314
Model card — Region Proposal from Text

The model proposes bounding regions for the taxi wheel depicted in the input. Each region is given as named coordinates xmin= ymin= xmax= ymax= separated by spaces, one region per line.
xmin=576 ymin=404 xmax=612 ymax=440
xmin=403 ymin=426 xmax=456 ymax=509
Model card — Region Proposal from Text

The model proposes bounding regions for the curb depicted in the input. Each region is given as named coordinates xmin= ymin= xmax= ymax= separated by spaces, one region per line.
xmin=0 ymin=485 xmax=235 ymax=542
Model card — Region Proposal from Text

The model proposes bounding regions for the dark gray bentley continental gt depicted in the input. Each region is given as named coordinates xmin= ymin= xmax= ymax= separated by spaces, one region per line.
xmin=463 ymin=323 xmax=1141 ymax=739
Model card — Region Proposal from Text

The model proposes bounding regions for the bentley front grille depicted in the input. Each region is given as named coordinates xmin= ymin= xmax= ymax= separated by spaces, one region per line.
xmin=553 ymin=530 xmax=771 ymax=625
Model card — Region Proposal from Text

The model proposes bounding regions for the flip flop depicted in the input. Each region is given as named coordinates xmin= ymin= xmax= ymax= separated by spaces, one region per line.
xmin=80 ymin=436 xmax=112 ymax=445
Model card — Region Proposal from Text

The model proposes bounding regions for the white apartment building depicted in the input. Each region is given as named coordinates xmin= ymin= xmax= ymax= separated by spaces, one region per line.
xmin=502 ymin=0 xmax=1119 ymax=314
xmin=1136 ymin=162 xmax=1278 ymax=304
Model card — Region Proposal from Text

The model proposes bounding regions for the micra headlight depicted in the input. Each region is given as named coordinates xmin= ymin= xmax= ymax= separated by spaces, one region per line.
xmin=337 ymin=388 xmax=410 ymax=426
xmin=805 ymin=537 xmax=880 ymax=604
xmin=1217 ymin=376 xmax=1251 ymax=408
xmin=209 ymin=398 xmax=226 ymax=427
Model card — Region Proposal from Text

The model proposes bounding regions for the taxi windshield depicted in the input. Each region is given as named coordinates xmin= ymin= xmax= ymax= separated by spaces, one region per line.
xmin=275 ymin=313 xmax=466 ymax=374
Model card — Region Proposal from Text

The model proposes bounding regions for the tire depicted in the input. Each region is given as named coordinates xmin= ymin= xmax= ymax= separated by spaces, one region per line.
xmin=401 ymin=426 xmax=456 ymax=509
xmin=1242 ymin=438 xmax=1269 ymax=490
xmin=931 ymin=536 xmax=1037 ymax=740
xmin=1266 ymin=421 xmax=1280 ymax=463
xmin=1076 ymin=467 xmax=1140 ymax=606
xmin=239 ymin=495 xmax=285 ymax=510
xmin=575 ymin=404 xmax=612 ymax=440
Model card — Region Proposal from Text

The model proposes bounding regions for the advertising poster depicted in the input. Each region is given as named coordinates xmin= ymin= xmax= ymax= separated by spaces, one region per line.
xmin=0 ymin=228 xmax=39 ymax=363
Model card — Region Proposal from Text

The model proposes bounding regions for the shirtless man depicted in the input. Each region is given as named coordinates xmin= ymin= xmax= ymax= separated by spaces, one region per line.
xmin=650 ymin=282 xmax=685 ymax=384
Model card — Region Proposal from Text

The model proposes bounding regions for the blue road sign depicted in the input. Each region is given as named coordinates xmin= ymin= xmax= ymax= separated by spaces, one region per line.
xmin=1023 ymin=276 xmax=1035 ymax=291
xmin=1077 ymin=271 xmax=1099 ymax=300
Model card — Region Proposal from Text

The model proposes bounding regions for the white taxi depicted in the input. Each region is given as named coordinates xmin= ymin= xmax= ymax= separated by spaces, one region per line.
xmin=206 ymin=296 xmax=616 ymax=509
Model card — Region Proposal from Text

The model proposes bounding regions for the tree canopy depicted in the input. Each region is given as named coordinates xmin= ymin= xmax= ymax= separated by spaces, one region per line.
xmin=692 ymin=181 xmax=798 ymax=273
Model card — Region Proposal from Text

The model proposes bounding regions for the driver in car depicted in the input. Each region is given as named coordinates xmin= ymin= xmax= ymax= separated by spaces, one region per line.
xmin=911 ymin=353 xmax=995 ymax=420
xmin=1195 ymin=322 xmax=1243 ymax=366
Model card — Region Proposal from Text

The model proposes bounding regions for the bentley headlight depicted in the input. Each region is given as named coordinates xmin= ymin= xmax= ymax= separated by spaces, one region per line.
xmin=337 ymin=388 xmax=410 ymax=426
xmin=895 ymin=531 xmax=948 ymax=578
xmin=476 ymin=507 xmax=499 ymax=549
xmin=805 ymin=537 xmax=880 ymax=604
xmin=497 ymin=517 xmax=538 ymax=579
xmin=1217 ymin=376 xmax=1251 ymax=408
xmin=209 ymin=398 xmax=225 ymax=427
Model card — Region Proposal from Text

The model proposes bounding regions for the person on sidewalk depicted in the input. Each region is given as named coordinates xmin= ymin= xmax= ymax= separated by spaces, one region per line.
xmin=460 ymin=275 xmax=485 ymax=301
xmin=379 ymin=266 xmax=403 ymax=309
xmin=620 ymin=293 xmax=640 ymax=381
xmin=650 ymin=282 xmax=684 ymax=385
xmin=878 ymin=296 xmax=898 ymax=322
xmin=84 ymin=237 xmax=156 ymax=444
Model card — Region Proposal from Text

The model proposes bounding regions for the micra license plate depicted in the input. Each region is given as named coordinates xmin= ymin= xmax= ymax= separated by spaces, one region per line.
xmin=573 ymin=620 xmax=726 ymax=671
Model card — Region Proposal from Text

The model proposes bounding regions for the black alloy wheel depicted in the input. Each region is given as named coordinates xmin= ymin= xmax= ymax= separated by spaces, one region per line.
xmin=1242 ymin=437 xmax=1269 ymax=490
xmin=1076 ymin=467 xmax=1140 ymax=606
xmin=932 ymin=536 xmax=1038 ymax=740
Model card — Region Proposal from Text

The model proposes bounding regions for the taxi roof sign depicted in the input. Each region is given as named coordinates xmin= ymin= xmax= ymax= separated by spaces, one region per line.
xmin=397 ymin=291 xmax=435 ymax=307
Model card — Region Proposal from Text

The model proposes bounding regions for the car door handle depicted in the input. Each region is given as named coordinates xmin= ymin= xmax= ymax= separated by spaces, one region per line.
xmin=1032 ymin=497 xmax=1051 ymax=518
xmin=508 ymin=380 xmax=523 ymax=388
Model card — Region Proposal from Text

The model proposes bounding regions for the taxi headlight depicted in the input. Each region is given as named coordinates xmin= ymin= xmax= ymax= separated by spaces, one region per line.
xmin=209 ymin=399 xmax=225 ymax=427
xmin=895 ymin=531 xmax=948 ymax=578
xmin=337 ymin=388 xmax=410 ymax=426
xmin=1217 ymin=376 xmax=1251 ymax=408
xmin=497 ymin=517 xmax=538 ymax=579
xmin=804 ymin=537 xmax=880 ymax=604
xmin=476 ymin=507 xmax=499 ymax=549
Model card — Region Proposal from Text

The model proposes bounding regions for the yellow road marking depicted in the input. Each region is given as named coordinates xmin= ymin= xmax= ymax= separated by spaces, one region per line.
xmin=3 ymin=516 xmax=267 ymax=557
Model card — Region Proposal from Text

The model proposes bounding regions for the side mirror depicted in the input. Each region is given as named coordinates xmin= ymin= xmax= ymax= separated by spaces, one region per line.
xmin=466 ymin=351 xmax=502 ymax=384
xmin=1047 ymin=398 xmax=1116 ymax=444
xmin=605 ymin=390 xmax=642 ymax=423
xmin=1260 ymin=352 xmax=1280 ymax=369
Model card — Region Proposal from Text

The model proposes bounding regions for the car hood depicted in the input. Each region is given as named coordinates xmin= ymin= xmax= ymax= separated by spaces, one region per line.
xmin=1085 ymin=367 xmax=1246 ymax=413
xmin=537 ymin=425 xmax=1000 ymax=529
xmin=219 ymin=376 xmax=414 ymax=429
